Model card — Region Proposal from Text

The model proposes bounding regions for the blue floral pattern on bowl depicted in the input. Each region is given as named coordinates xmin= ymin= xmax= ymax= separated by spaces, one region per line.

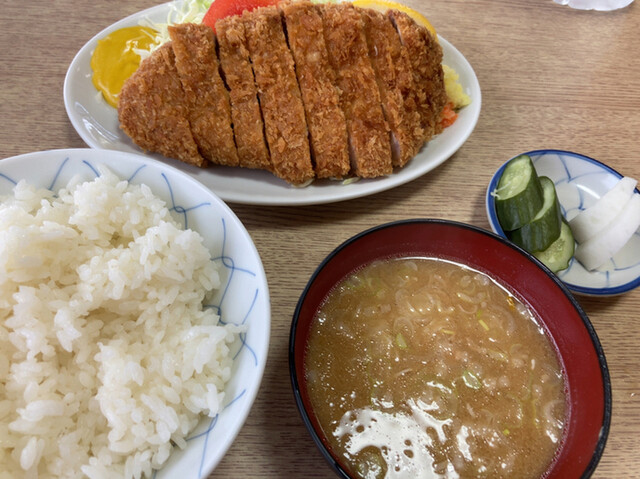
xmin=0 ymin=149 xmax=270 ymax=478
xmin=486 ymin=149 xmax=640 ymax=296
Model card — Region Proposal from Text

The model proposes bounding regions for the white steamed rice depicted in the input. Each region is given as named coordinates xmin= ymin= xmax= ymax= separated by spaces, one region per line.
xmin=0 ymin=168 xmax=239 ymax=478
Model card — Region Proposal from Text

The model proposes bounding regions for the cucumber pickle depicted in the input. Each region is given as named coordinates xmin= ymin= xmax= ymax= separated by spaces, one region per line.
xmin=494 ymin=155 xmax=544 ymax=231
xmin=508 ymin=177 xmax=562 ymax=253
xmin=534 ymin=221 xmax=575 ymax=273
xmin=494 ymin=155 xmax=575 ymax=272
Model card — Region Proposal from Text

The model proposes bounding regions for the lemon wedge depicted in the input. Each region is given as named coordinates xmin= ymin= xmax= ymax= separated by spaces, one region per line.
xmin=351 ymin=0 xmax=437 ymax=38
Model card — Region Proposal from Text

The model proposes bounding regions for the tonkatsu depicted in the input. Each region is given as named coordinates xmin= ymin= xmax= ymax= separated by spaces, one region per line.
xmin=169 ymin=23 xmax=239 ymax=167
xmin=388 ymin=9 xmax=446 ymax=141
xmin=216 ymin=15 xmax=272 ymax=171
xmin=119 ymin=43 xmax=205 ymax=167
xmin=322 ymin=2 xmax=392 ymax=178
xmin=117 ymin=1 xmax=450 ymax=185
xmin=361 ymin=8 xmax=423 ymax=167
xmin=282 ymin=0 xmax=350 ymax=179
xmin=243 ymin=5 xmax=314 ymax=185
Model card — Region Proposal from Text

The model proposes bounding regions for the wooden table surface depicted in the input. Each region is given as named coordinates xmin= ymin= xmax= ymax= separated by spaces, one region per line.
xmin=1 ymin=0 xmax=639 ymax=477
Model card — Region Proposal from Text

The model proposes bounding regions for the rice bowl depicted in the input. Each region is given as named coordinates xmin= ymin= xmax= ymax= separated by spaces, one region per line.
xmin=0 ymin=149 xmax=270 ymax=478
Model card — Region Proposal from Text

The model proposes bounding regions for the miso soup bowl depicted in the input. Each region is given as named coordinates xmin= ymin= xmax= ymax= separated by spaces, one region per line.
xmin=289 ymin=219 xmax=611 ymax=479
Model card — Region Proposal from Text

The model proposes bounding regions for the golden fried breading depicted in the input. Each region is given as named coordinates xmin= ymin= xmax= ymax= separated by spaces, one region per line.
xmin=117 ymin=4 xmax=450 ymax=185
xmin=388 ymin=10 xmax=446 ymax=141
xmin=282 ymin=1 xmax=350 ymax=179
xmin=216 ymin=15 xmax=272 ymax=172
xmin=118 ymin=43 xmax=205 ymax=167
xmin=169 ymin=23 xmax=239 ymax=167
xmin=243 ymin=6 xmax=314 ymax=185
xmin=361 ymin=8 xmax=423 ymax=167
xmin=322 ymin=3 xmax=392 ymax=178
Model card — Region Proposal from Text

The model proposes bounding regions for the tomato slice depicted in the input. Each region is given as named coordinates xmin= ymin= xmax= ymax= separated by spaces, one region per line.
xmin=203 ymin=0 xmax=280 ymax=30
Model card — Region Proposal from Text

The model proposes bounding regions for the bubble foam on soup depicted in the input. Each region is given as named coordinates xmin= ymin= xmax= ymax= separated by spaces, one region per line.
xmin=305 ymin=257 xmax=566 ymax=479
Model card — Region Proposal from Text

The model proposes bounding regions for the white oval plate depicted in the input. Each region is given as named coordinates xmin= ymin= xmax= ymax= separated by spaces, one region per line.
xmin=486 ymin=149 xmax=640 ymax=296
xmin=63 ymin=1 xmax=481 ymax=206
xmin=0 ymin=148 xmax=270 ymax=478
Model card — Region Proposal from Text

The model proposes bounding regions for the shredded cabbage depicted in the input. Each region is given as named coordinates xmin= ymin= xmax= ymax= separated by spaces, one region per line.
xmin=136 ymin=0 xmax=213 ymax=59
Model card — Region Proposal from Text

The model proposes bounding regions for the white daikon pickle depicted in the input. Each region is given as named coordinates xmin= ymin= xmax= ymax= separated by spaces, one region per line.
xmin=569 ymin=176 xmax=637 ymax=243
xmin=574 ymin=193 xmax=640 ymax=270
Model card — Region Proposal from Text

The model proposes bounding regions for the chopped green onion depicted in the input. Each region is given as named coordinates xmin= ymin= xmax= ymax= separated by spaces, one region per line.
xmin=462 ymin=370 xmax=482 ymax=389
xmin=531 ymin=398 xmax=540 ymax=428
xmin=487 ymin=349 xmax=508 ymax=362
xmin=478 ymin=319 xmax=489 ymax=331
xmin=341 ymin=176 xmax=360 ymax=185
xmin=395 ymin=333 xmax=408 ymax=349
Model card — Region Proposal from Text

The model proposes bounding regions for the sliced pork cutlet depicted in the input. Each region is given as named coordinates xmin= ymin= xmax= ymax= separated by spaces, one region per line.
xmin=388 ymin=10 xmax=446 ymax=141
xmin=282 ymin=1 xmax=350 ymax=179
xmin=169 ymin=23 xmax=238 ymax=167
xmin=322 ymin=3 xmax=392 ymax=178
xmin=361 ymin=8 xmax=423 ymax=168
xmin=118 ymin=43 xmax=205 ymax=167
xmin=216 ymin=15 xmax=271 ymax=172
xmin=243 ymin=6 xmax=314 ymax=185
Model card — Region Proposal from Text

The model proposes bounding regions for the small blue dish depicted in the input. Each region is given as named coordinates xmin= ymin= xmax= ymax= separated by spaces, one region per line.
xmin=486 ymin=149 xmax=640 ymax=296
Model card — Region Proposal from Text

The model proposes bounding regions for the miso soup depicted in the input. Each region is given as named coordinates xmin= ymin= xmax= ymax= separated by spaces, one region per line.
xmin=305 ymin=257 xmax=566 ymax=478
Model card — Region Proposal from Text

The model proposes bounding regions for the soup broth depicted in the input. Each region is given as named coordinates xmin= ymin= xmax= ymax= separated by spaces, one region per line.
xmin=305 ymin=258 xmax=566 ymax=478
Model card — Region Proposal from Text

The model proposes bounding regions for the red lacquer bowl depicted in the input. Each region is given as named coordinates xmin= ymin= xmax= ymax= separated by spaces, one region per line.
xmin=289 ymin=219 xmax=611 ymax=478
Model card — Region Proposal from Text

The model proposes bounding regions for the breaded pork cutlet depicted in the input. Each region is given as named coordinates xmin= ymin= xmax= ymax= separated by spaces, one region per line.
xmin=216 ymin=15 xmax=271 ymax=172
xmin=243 ymin=6 xmax=314 ymax=185
xmin=388 ymin=10 xmax=446 ymax=141
xmin=282 ymin=1 xmax=350 ymax=179
xmin=322 ymin=3 xmax=392 ymax=178
xmin=118 ymin=43 xmax=205 ymax=167
xmin=169 ymin=23 xmax=239 ymax=167
xmin=117 ymin=3 xmax=452 ymax=184
xmin=361 ymin=8 xmax=423 ymax=168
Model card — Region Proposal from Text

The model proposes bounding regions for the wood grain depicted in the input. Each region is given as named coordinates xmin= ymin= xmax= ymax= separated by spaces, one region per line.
xmin=1 ymin=1 xmax=639 ymax=477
